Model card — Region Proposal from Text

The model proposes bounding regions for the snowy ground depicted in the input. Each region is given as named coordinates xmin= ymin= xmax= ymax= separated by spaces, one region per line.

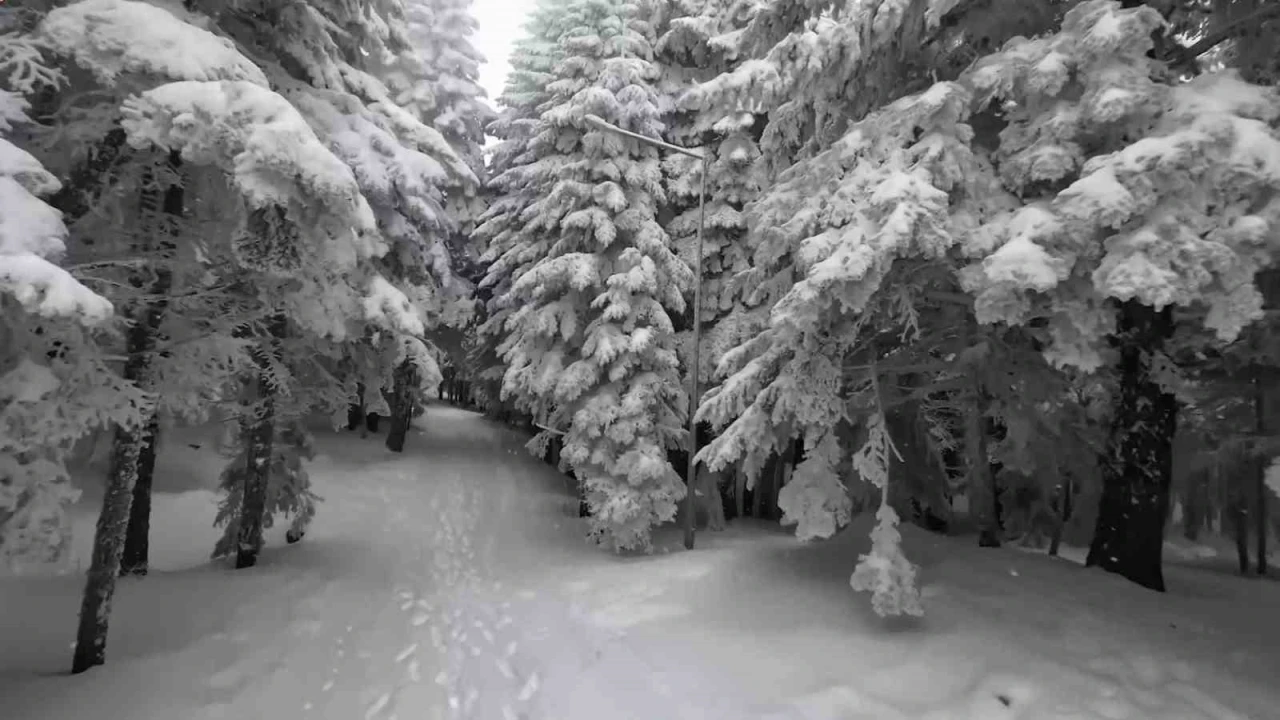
xmin=3 ymin=406 xmax=1279 ymax=720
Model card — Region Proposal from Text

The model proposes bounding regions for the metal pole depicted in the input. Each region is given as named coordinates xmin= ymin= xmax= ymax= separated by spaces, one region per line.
xmin=582 ymin=115 xmax=704 ymax=160
xmin=683 ymin=154 xmax=708 ymax=551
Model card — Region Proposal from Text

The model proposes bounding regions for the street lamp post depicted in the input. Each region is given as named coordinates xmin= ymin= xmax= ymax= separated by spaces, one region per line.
xmin=583 ymin=113 xmax=708 ymax=551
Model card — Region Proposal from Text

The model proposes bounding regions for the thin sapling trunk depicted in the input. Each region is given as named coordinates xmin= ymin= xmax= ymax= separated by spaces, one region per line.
xmin=234 ymin=316 xmax=285 ymax=569
xmin=120 ymin=152 xmax=183 ymax=577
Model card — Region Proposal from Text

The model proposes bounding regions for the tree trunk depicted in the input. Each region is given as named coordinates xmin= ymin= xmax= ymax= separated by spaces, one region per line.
xmin=965 ymin=384 xmax=1001 ymax=548
xmin=235 ymin=317 xmax=284 ymax=570
xmin=1255 ymin=370 xmax=1270 ymax=576
xmin=73 ymin=321 xmax=156 ymax=670
xmin=1183 ymin=470 xmax=1203 ymax=541
xmin=120 ymin=153 xmax=182 ymax=578
xmin=884 ymin=375 xmax=951 ymax=521
xmin=1233 ymin=500 xmax=1251 ymax=574
xmin=347 ymin=381 xmax=365 ymax=431
xmin=753 ymin=455 xmax=771 ymax=519
xmin=1086 ymin=301 xmax=1178 ymax=592
xmin=118 ymin=415 xmax=160 ymax=577
xmin=72 ymin=419 xmax=144 ymax=673
xmin=72 ymin=152 xmax=182 ymax=670
xmin=1048 ymin=476 xmax=1074 ymax=557
xmin=386 ymin=360 xmax=418 ymax=453
xmin=734 ymin=467 xmax=747 ymax=520
xmin=701 ymin=468 xmax=726 ymax=531
xmin=772 ymin=442 xmax=794 ymax=520
xmin=1259 ymin=464 xmax=1269 ymax=576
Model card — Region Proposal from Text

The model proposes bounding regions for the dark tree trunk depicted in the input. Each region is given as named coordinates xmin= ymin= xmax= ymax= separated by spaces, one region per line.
xmin=1087 ymin=301 xmax=1178 ymax=592
xmin=734 ymin=467 xmax=747 ymax=520
xmin=74 ymin=308 xmax=160 ymax=670
xmin=752 ymin=455 xmax=772 ymax=519
xmin=1258 ymin=468 xmax=1269 ymax=577
xmin=72 ymin=418 xmax=143 ymax=673
xmin=120 ymin=154 xmax=182 ymax=578
xmin=966 ymin=387 xmax=1001 ymax=548
xmin=73 ymin=152 xmax=182 ymax=671
xmin=235 ymin=317 xmax=284 ymax=570
xmin=1183 ymin=471 xmax=1204 ymax=542
xmin=1254 ymin=370 xmax=1270 ymax=576
xmin=347 ymin=382 xmax=366 ymax=431
xmin=118 ymin=415 xmax=160 ymax=577
xmin=883 ymin=375 xmax=951 ymax=523
xmin=1234 ymin=500 xmax=1251 ymax=574
xmin=1048 ymin=476 xmax=1074 ymax=557
xmin=548 ymin=435 xmax=561 ymax=466
xmin=386 ymin=360 xmax=418 ymax=453
xmin=756 ymin=445 xmax=788 ymax=520
xmin=576 ymin=472 xmax=589 ymax=518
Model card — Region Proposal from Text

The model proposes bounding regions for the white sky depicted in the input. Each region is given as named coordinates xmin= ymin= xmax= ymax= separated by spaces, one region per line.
xmin=472 ymin=0 xmax=535 ymax=103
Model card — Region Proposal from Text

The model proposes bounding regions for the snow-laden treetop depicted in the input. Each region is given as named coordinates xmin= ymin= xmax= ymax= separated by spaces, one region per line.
xmin=39 ymin=0 xmax=269 ymax=86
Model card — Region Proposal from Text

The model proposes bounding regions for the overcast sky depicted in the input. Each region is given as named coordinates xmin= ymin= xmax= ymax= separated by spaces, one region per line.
xmin=472 ymin=0 xmax=535 ymax=104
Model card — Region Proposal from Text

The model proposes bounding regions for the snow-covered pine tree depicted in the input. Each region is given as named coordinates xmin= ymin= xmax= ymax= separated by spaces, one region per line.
xmin=691 ymin=0 xmax=1124 ymax=615
xmin=704 ymin=0 xmax=1280 ymax=610
xmin=34 ymin=1 xmax=224 ymax=578
xmin=371 ymin=0 xmax=491 ymax=451
xmin=0 ymin=6 xmax=143 ymax=571
xmin=958 ymin=0 xmax=1280 ymax=591
xmin=1134 ymin=0 xmax=1280 ymax=577
xmin=1195 ymin=0 xmax=1280 ymax=577
xmin=17 ymin=0 xmax=319 ymax=671
xmin=657 ymin=0 xmax=764 ymax=385
xmin=32 ymin=1 xmax=313 ymax=582
xmin=693 ymin=0 xmax=994 ymax=541
xmin=165 ymin=0 xmax=460 ymax=557
xmin=497 ymin=0 xmax=694 ymax=551
xmin=285 ymin=83 xmax=472 ymax=455
xmin=655 ymin=0 xmax=769 ymax=518
xmin=688 ymin=2 xmax=968 ymax=535
xmin=393 ymin=0 xmax=494 ymax=182
xmin=474 ymin=0 xmax=577 ymax=419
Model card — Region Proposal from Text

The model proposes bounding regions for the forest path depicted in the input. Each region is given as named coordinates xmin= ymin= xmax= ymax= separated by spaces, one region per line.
xmin=1 ymin=406 xmax=738 ymax=720
xmin=6 ymin=407 xmax=1276 ymax=720
xmin=186 ymin=405 xmax=741 ymax=720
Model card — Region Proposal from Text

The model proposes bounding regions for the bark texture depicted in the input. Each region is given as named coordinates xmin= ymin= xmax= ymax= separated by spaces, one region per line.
xmin=120 ymin=154 xmax=183 ymax=577
xmin=385 ymin=359 xmax=418 ymax=453
xmin=234 ymin=317 xmax=284 ymax=570
xmin=1087 ymin=301 xmax=1178 ymax=592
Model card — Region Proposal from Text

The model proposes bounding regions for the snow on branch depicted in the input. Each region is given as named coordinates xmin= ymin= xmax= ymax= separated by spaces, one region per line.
xmin=777 ymin=434 xmax=854 ymax=542
xmin=119 ymin=80 xmax=382 ymax=267
xmin=0 ymin=93 xmax=111 ymax=322
xmin=0 ymin=253 xmax=113 ymax=323
xmin=364 ymin=274 xmax=426 ymax=337
xmin=0 ymin=134 xmax=64 ymax=257
xmin=848 ymin=377 xmax=923 ymax=618
xmin=958 ymin=1 xmax=1280 ymax=367
xmin=38 ymin=0 xmax=268 ymax=87
xmin=288 ymin=87 xmax=450 ymax=221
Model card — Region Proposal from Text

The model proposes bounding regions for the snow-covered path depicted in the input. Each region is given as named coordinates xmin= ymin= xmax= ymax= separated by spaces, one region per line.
xmin=5 ymin=406 xmax=1280 ymax=720
xmin=0 ymin=407 xmax=747 ymax=720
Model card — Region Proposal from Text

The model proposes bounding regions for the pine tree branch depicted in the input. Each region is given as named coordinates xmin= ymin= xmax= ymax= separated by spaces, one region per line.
xmin=1163 ymin=3 xmax=1280 ymax=66
xmin=534 ymin=422 xmax=565 ymax=436
xmin=67 ymin=258 xmax=154 ymax=271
